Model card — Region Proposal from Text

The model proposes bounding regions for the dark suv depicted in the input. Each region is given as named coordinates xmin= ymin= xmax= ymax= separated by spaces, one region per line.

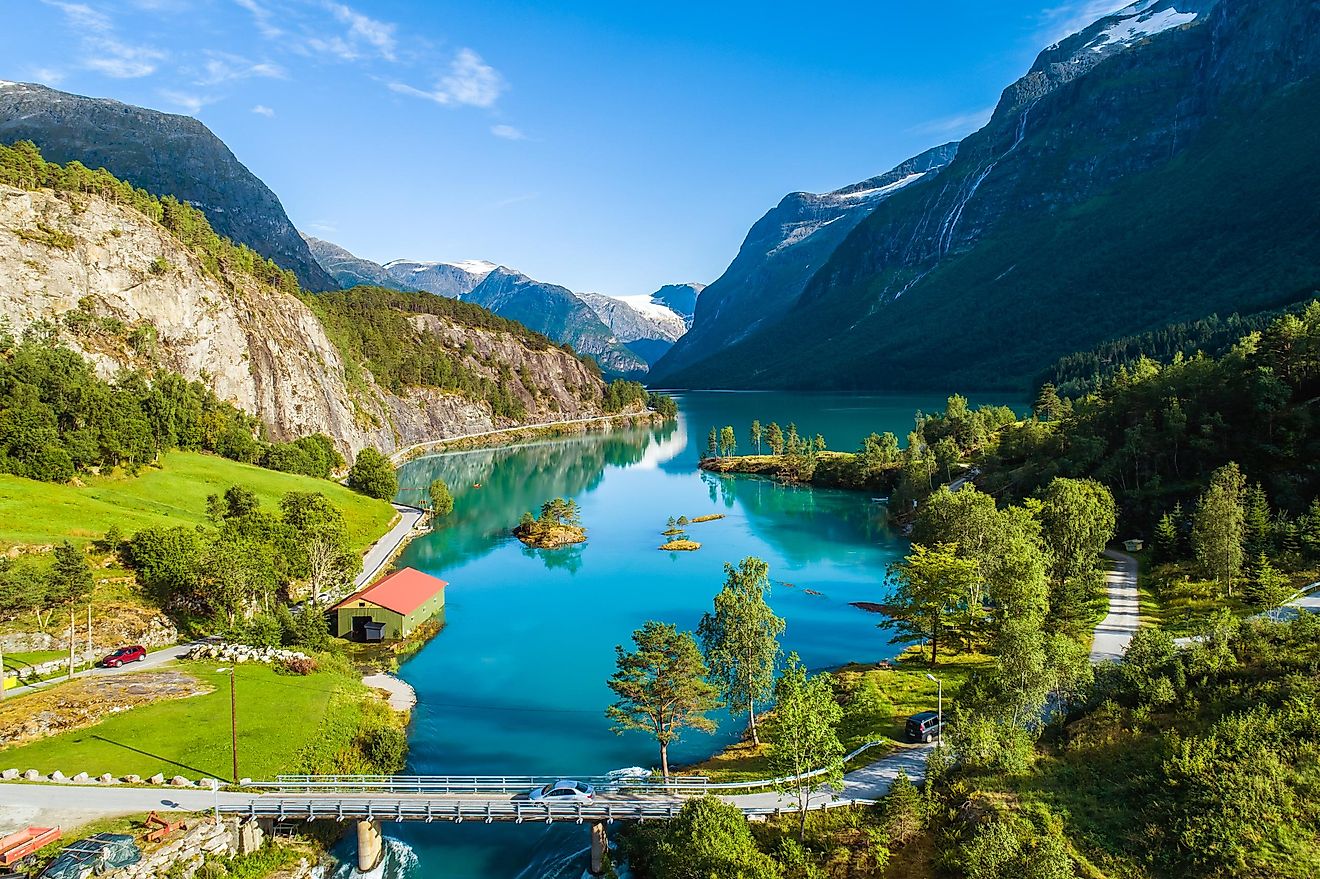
xmin=905 ymin=711 xmax=944 ymax=743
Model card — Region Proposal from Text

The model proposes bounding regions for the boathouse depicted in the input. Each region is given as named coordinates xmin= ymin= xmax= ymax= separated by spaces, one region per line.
xmin=331 ymin=567 xmax=447 ymax=641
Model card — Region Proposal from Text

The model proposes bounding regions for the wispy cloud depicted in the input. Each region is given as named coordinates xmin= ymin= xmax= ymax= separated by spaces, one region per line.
xmin=84 ymin=37 xmax=166 ymax=79
xmin=908 ymin=105 xmax=996 ymax=138
xmin=306 ymin=220 xmax=338 ymax=234
xmin=252 ymin=104 xmax=276 ymax=117
xmin=42 ymin=1 xmax=111 ymax=32
xmin=44 ymin=0 xmax=166 ymax=79
xmin=390 ymin=48 xmax=505 ymax=108
xmin=490 ymin=124 xmax=525 ymax=140
xmin=158 ymin=89 xmax=210 ymax=114
xmin=324 ymin=1 xmax=396 ymax=61
xmin=233 ymin=0 xmax=283 ymax=38
xmin=1038 ymin=0 xmax=1130 ymax=46
xmin=28 ymin=67 xmax=65 ymax=86
xmin=198 ymin=50 xmax=285 ymax=85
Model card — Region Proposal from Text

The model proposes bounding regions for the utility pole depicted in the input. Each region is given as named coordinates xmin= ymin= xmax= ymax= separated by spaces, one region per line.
xmin=218 ymin=668 xmax=239 ymax=783
xmin=86 ymin=604 xmax=92 ymax=664
xmin=68 ymin=607 xmax=75 ymax=680
xmin=926 ymin=673 xmax=944 ymax=747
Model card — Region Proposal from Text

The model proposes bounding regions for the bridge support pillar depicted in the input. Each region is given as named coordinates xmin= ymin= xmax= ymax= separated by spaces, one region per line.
xmin=356 ymin=819 xmax=383 ymax=873
xmin=589 ymin=821 xmax=608 ymax=875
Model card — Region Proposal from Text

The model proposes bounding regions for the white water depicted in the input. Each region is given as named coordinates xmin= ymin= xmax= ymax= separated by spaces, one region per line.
xmin=936 ymin=101 xmax=1036 ymax=257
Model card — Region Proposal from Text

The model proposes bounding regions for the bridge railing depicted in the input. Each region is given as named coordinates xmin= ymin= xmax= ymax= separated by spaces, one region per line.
xmin=250 ymin=740 xmax=894 ymax=796
xmin=220 ymin=795 xmax=859 ymax=823
xmin=258 ymin=774 xmax=713 ymax=795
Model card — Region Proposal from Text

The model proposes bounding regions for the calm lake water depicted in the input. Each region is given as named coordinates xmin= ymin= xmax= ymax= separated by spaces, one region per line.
xmin=338 ymin=391 xmax=1021 ymax=878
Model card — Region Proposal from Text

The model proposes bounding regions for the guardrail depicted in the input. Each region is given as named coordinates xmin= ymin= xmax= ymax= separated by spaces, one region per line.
xmin=249 ymin=741 xmax=893 ymax=796
xmin=219 ymin=795 xmax=856 ymax=823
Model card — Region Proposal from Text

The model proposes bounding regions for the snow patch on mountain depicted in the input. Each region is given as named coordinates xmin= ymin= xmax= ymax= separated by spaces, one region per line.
xmin=616 ymin=295 xmax=688 ymax=329
xmin=833 ymin=171 xmax=929 ymax=201
xmin=1084 ymin=5 xmax=1198 ymax=53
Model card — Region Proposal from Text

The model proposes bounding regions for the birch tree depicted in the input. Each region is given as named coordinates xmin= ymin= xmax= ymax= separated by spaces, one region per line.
xmin=698 ymin=557 xmax=784 ymax=745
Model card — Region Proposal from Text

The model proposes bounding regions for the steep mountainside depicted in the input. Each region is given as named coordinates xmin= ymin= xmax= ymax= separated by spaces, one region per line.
xmin=466 ymin=268 xmax=648 ymax=376
xmin=0 ymin=81 xmax=336 ymax=292
xmin=656 ymin=0 xmax=1320 ymax=390
xmin=383 ymin=258 xmax=496 ymax=298
xmin=578 ymin=291 xmax=686 ymax=366
xmin=651 ymin=143 xmax=957 ymax=381
xmin=302 ymin=234 xmax=409 ymax=291
xmin=0 ymin=182 xmax=617 ymax=457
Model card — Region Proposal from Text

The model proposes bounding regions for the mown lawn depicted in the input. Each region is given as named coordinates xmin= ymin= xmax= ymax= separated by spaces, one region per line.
xmin=0 ymin=661 xmax=371 ymax=781
xmin=685 ymin=649 xmax=992 ymax=781
xmin=0 ymin=450 xmax=395 ymax=554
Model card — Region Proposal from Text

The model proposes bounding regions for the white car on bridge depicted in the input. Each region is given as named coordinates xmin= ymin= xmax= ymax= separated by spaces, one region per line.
xmin=528 ymin=780 xmax=595 ymax=803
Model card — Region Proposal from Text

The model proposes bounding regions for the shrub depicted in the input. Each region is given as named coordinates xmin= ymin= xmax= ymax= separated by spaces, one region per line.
xmin=278 ymin=656 xmax=318 ymax=676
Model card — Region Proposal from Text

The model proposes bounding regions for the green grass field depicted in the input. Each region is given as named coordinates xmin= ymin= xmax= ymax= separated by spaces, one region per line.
xmin=686 ymin=649 xmax=992 ymax=781
xmin=0 ymin=661 xmax=369 ymax=780
xmin=0 ymin=451 xmax=395 ymax=553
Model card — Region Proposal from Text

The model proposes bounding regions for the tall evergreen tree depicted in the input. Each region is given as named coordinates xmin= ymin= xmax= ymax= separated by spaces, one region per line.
xmin=606 ymin=621 xmax=720 ymax=778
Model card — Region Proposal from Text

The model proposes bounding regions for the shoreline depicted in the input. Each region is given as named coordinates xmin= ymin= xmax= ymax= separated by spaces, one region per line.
xmin=389 ymin=409 xmax=668 ymax=465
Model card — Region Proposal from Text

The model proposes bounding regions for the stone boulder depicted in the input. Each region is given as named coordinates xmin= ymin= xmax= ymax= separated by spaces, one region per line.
xmin=149 ymin=773 xmax=166 ymax=785
xmin=1 ymin=768 xmax=17 ymax=780
xmin=170 ymin=775 xmax=193 ymax=787
xmin=22 ymin=769 xmax=40 ymax=781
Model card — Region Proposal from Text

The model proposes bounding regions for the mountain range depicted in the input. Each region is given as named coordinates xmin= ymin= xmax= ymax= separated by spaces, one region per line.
xmin=302 ymin=235 xmax=694 ymax=375
xmin=651 ymin=0 xmax=1320 ymax=390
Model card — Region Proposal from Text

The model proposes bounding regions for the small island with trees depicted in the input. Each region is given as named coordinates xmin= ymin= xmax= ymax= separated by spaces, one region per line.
xmin=514 ymin=497 xmax=586 ymax=548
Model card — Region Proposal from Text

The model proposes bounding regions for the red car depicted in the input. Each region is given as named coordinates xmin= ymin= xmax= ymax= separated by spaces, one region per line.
xmin=101 ymin=646 xmax=146 ymax=667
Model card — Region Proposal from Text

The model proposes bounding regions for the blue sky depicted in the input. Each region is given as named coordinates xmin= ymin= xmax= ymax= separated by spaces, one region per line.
xmin=3 ymin=0 xmax=1125 ymax=298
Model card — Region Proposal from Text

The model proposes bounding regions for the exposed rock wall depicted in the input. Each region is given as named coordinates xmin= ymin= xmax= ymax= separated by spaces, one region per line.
xmin=0 ymin=185 xmax=613 ymax=456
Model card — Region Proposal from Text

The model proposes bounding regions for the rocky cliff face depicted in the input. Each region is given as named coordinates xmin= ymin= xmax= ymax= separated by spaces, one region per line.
xmin=655 ymin=0 xmax=1320 ymax=390
xmin=0 ymin=81 xmax=337 ymax=292
xmin=650 ymin=143 xmax=957 ymax=383
xmin=0 ymin=185 xmax=614 ymax=455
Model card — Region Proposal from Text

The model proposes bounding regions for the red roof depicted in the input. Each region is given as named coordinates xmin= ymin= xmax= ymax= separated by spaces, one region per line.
xmin=333 ymin=567 xmax=447 ymax=615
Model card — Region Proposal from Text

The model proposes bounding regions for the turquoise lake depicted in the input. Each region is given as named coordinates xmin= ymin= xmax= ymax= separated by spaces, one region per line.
xmin=340 ymin=391 xmax=1021 ymax=878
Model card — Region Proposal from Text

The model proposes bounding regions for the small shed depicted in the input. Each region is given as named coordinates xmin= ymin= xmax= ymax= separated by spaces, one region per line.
xmin=1123 ymin=538 xmax=1144 ymax=552
xmin=331 ymin=567 xmax=447 ymax=642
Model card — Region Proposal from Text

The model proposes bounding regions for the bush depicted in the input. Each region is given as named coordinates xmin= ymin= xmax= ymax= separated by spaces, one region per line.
xmin=358 ymin=723 xmax=407 ymax=773
xmin=278 ymin=656 xmax=318 ymax=676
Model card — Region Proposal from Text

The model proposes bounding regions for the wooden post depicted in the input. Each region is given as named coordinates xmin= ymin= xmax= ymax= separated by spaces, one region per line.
xmin=68 ymin=607 xmax=75 ymax=680
xmin=87 ymin=603 xmax=92 ymax=664
xmin=1 ymin=644 xmax=5 ymax=701
xmin=356 ymin=819 xmax=383 ymax=873
xmin=229 ymin=671 xmax=239 ymax=783
xmin=589 ymin=822 xmax=608 ymax=875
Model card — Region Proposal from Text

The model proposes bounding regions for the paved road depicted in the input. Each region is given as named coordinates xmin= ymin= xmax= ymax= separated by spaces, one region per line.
xmin=354 ymin=504 xmax=426 ymax=589
xmin=724 ymin=743 xmax=933 ymax=810
xmin=6 ymin=642 xmax=198 ymax=698
xmin=1091 ymin=549 xmax=1140 ymax=663
xmin=0 ymin=743 xmax=937 ymax=831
